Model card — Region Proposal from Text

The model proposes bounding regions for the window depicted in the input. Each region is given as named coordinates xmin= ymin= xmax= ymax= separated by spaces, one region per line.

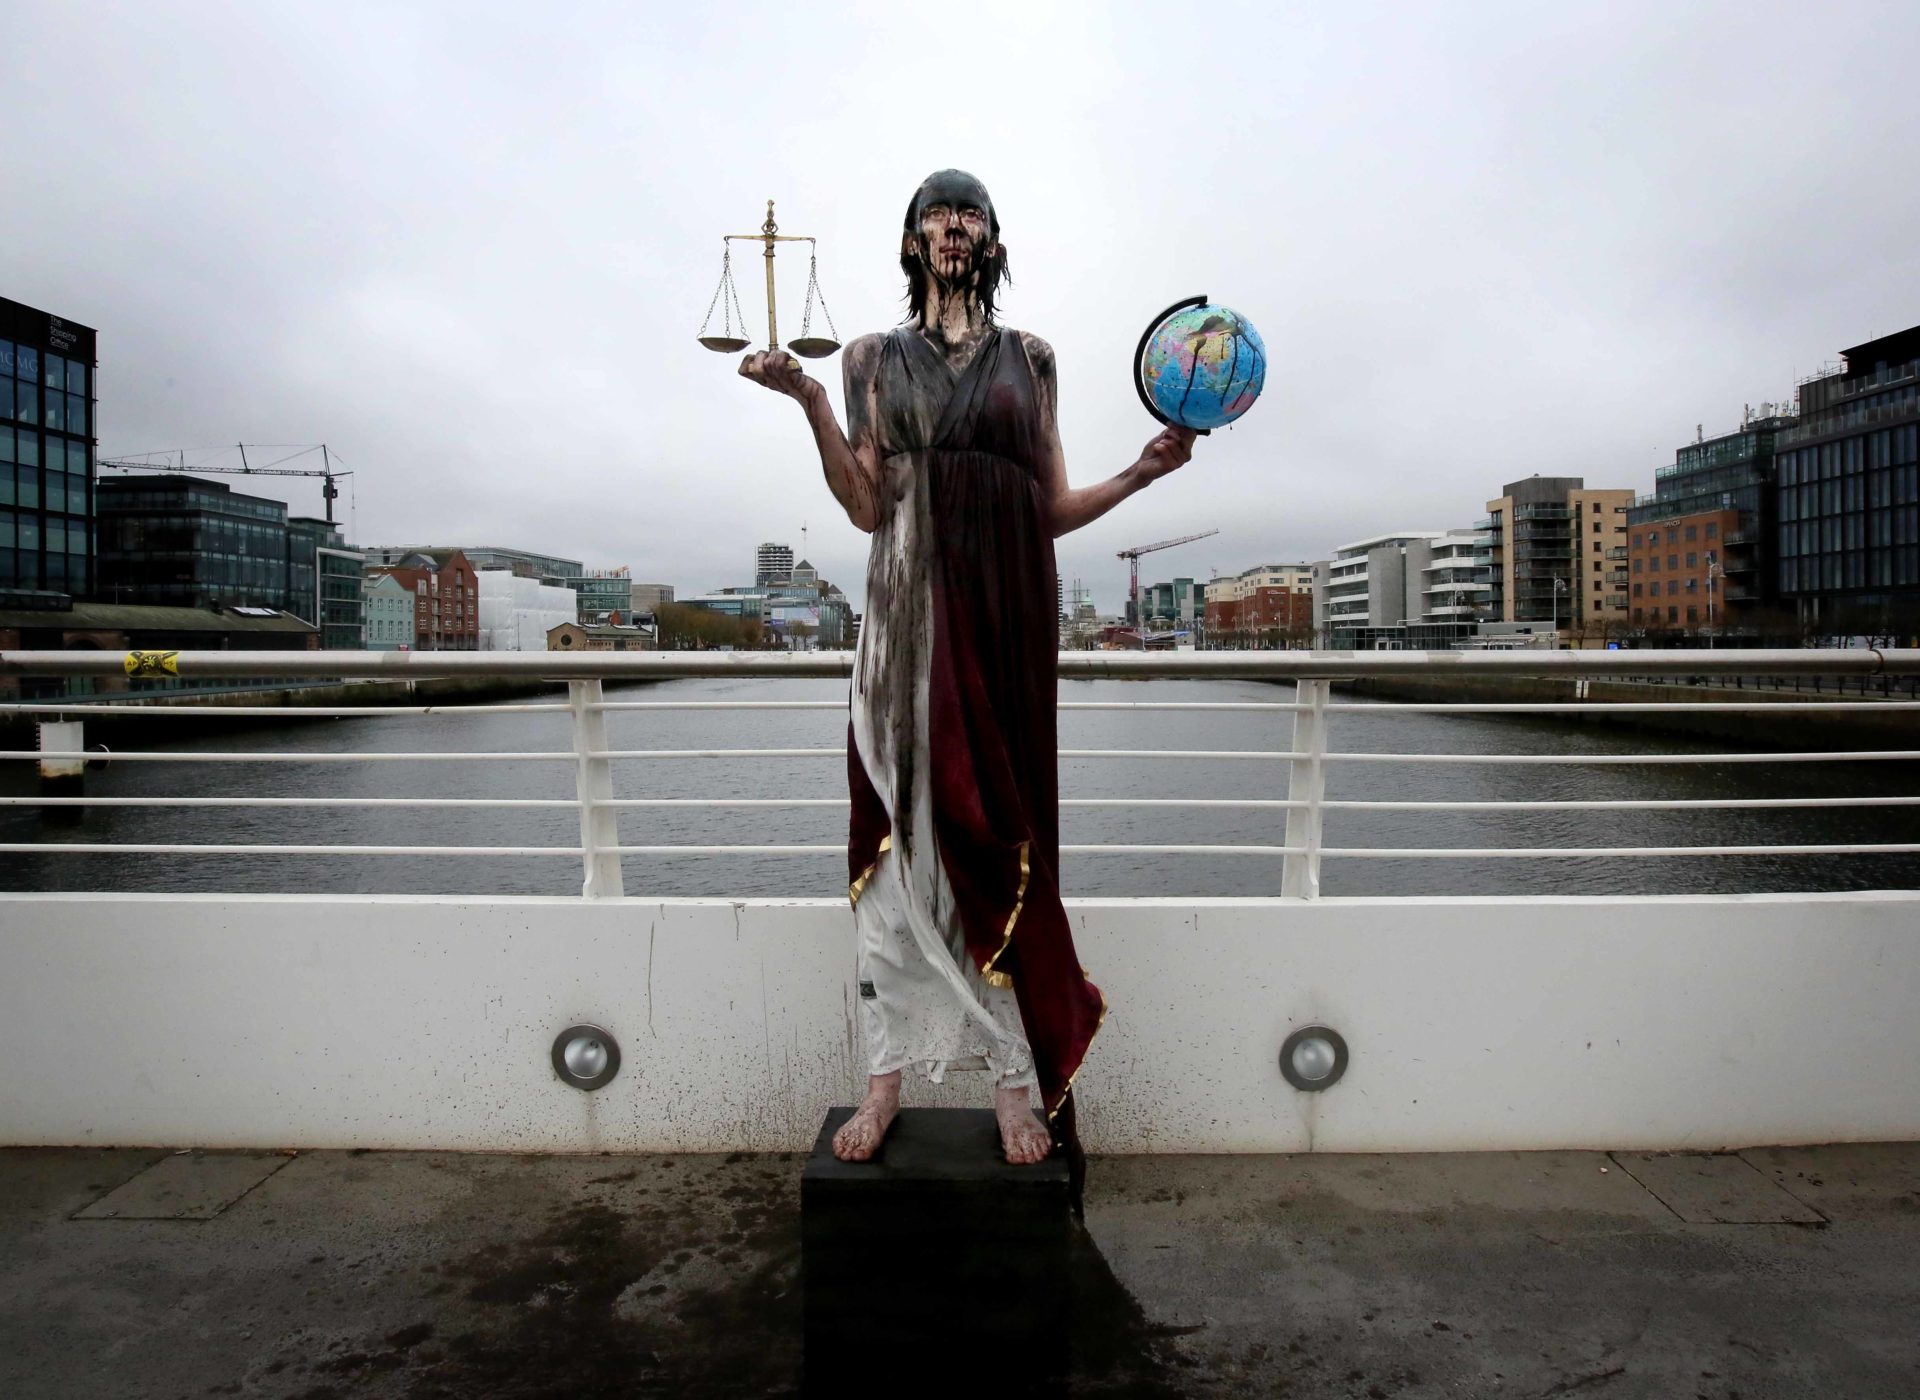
xmin=1668 ymin=606 xmax=1678 ymax=622
xmin=1705 ymin=522 xmax=1718 ymax=538
xmin=1685 ymin=553 xmax=1696 ymax=568
xmin=1649 ymin=557 xmax=1660 ymax=572
xmin=1667 ymin=555 xmax=1678 ymax=569
xmin=1632 ymin=582 xmax=1642 ymax=597
xmin=1687 ymin=607 xmax=1698 ymax=623
xmin=1685 ymin=525 xmax=1697 ymax=541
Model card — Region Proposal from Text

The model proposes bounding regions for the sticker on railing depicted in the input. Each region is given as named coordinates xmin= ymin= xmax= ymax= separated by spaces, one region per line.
xmin=123 ymin=650 xmax=180 ymax=679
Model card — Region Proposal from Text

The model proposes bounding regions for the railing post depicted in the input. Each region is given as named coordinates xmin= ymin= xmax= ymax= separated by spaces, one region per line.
xmin=569 ymin=680 xmax=624 ymax=899
xmin=1281 ymin=679 xmax=1329 ymax=899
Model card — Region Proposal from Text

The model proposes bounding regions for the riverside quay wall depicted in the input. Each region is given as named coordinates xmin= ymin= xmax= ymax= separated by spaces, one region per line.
xmin=1333 ymin=672 xmax=1920 ymax=748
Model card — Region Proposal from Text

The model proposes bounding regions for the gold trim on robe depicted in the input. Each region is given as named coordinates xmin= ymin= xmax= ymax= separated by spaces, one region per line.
xmin=980 ymin=839 xmax=1031 ymax=983
xmin=847 ymin=834 xmax=892 ymax=907
xmin=1048 ymin=978 xmax=1108 ymax=1121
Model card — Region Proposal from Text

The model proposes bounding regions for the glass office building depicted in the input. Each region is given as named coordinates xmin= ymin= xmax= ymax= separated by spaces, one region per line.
xmin=98 ymin=475 xmax=295 ymax=610
xmin=0 ymin=298 xmax=96 ymax=599
xmin=1774 ymin=326 xmax=1920 ymax=635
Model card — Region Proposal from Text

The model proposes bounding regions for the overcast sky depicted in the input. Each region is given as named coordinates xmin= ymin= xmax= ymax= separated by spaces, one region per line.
xmin=5 ymin=1 xmax=1916 ymax=612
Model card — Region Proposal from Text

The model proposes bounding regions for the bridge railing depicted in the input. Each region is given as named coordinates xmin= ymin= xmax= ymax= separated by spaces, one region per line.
xmin=3 ymin=647 xmax=1919 ymax=900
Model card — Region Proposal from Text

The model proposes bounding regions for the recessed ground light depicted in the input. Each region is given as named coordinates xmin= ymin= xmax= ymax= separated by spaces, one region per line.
xmin=551 ymin=1024 xmax=620 ymax=1091
xmin=1279 ymin=1025 xmax=1348 ymax=1092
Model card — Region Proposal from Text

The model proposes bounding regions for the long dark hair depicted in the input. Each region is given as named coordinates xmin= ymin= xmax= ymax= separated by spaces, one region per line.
xmin=900 ymin=187 xmax=1011 ymax=325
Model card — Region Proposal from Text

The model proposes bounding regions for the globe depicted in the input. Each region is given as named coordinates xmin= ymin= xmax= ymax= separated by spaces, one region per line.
xmin=1134 ymin=298 xmax=1267 ymax=431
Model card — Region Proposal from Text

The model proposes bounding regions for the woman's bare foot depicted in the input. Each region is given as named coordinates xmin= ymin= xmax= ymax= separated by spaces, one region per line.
xmin=832 ymin=1071 xmax=902 ymax=1162
xmin=995 ymin=1083 xmax=1052 ymax=1165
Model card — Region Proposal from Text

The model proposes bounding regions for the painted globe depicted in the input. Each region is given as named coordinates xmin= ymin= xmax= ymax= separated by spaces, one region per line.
xmin=1135 ymin=301 xmax=1267 ymax=431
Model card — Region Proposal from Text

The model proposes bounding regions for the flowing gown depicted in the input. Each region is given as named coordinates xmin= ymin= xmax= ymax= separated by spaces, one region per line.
xmin=846 ymin=325 xmax=1105 ymax=1118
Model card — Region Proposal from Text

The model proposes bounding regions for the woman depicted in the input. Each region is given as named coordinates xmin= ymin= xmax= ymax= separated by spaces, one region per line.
xmin=741 ymin=170 xmax=1196 ymax=1164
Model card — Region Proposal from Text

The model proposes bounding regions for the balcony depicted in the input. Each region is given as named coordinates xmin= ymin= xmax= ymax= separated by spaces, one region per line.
xmin=1608 ymin=569 xmax=1629 ymax=585
xmin=1513 ymin=505 xmax=1570 ymax=521
xmin=1606 ymin=547 xmax=1628 ymax=561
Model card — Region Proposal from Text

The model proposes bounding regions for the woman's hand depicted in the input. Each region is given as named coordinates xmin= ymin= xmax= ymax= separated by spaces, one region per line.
xmin=739 ymin=350 xmax=815 ymax=403
xmin=1135 ymin=425 xmax=1199 ymax=482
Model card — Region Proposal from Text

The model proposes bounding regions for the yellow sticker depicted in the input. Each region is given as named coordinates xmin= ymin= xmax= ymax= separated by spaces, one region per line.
xmin=124 ymin=650 xmax=180 ymax=678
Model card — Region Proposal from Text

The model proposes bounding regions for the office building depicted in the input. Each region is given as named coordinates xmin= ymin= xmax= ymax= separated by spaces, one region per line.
xmin=1628 ymin=411 xmax=1788 ymax=633
xmin=97 ymin=475 xmax=293 ymax=610
xmin=686 ymin=558 xmax=854 ymax=649
xmin=1483 ymin=477 xmax=1631 ymax=633
xmin=1774 ymin=325 xmax=1920 ymax=636
xmin=315 ymin=543 xmax=366 ymax=648
xmin=630 ymin=582 xmax=674 ymax=613
xmin=756 ymin=542 xmax=795 ymax=587
xmin=569 ymin=566 xmax=632 ymax=622
xmin=95 ymin=475 xmax=364 ymax=644
xmin=1 ymin=297 xmax=96 ymax=600
xmin=1139 ymin=577 xmax=1204 ymax=630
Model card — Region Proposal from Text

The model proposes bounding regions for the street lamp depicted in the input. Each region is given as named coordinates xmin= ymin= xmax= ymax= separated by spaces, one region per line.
xmin=1707 ymin=555 xmax=1723 ymax=648
xmin=1551 ymin=576 xmax=1567 ymax=647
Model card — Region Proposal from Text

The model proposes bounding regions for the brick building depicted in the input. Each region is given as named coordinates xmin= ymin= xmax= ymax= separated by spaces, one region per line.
xmin=366 ymin=550 xmax=479 ymax=651
xmin=1204 ymin=563 xmax=1314 ymax=647
xmin=1629 ymin=507 xmax=1743 ymax=633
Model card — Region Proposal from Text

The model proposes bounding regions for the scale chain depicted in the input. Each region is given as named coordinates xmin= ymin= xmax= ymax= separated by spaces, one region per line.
xmin=800 ymin=249 xmax=839 ymax=342
xmin=698 ymin=244 xmax=750 ymax=340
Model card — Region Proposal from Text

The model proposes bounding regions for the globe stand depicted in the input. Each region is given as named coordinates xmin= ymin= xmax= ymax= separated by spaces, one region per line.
xmin=1134 ymin=294 xmax=1212 ymax=435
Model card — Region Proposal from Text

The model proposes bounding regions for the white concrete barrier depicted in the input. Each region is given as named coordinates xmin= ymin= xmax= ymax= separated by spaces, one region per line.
xmin=1 ymin=892 xmax=1915 ymax=1154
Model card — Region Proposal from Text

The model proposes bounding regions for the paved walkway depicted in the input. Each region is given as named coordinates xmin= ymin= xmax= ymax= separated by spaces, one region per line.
xmin=2 ymin=1142 xmax=1916 ymax=1398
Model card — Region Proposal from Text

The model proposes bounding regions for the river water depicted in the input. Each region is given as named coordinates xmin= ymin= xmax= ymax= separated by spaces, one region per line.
xmin=5 ymin=675 xmax=1918 ymax=898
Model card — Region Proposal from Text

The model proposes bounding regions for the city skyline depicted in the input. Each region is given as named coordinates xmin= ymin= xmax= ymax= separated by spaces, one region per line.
xmin=5 ymin=4 xmax=1917 ymax=615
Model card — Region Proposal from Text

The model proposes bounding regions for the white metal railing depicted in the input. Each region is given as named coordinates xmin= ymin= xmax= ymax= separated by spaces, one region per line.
xmin=3 ymin=648 xmax=1919 ymax=900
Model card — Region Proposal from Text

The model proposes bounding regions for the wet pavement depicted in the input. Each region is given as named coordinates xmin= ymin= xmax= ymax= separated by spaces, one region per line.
xmin=2 ymin=1142 xmax=1916 ymax=1398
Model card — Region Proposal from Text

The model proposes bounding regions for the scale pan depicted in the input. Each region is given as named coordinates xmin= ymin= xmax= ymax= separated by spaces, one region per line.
xmin=787 ymin=337 xmax=841 ymax=359
xmin=698 ymin=335 xmax=751 ymax=353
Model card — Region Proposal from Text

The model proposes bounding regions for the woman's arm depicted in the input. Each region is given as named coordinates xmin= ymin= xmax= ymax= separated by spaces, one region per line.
xmin=739 ymin=334 xmax=886 ymax=533
xmin=1023 ymin=332 xmax=1196 ymax=538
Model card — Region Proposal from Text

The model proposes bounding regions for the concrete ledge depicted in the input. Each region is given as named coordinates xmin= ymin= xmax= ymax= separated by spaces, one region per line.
xmin=2 ymin=891 xmax=1917 ymax=1154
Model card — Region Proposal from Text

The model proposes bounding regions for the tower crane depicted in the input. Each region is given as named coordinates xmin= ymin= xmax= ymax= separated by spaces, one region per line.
xmin=1118 ymin=528 xmax=1218 ymax=648
xmin=97 ymin=444 xmax=352 ymax=526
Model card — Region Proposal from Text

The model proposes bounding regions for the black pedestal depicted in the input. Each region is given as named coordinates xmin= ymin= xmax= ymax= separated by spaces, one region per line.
xmin=802 ymin=1107 xmax=1072 ymax=1388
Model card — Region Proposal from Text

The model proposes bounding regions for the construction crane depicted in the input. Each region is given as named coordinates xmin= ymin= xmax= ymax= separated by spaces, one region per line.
xmin=1118 ymin=528 xmax=1218 ymax=648
xmin=97 ymin=444 xmax=352 ymax=525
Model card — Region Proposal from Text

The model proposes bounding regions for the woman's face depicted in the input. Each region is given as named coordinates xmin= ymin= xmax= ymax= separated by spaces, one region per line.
xmin=917 ymin=200 xmax=991 ymax=280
